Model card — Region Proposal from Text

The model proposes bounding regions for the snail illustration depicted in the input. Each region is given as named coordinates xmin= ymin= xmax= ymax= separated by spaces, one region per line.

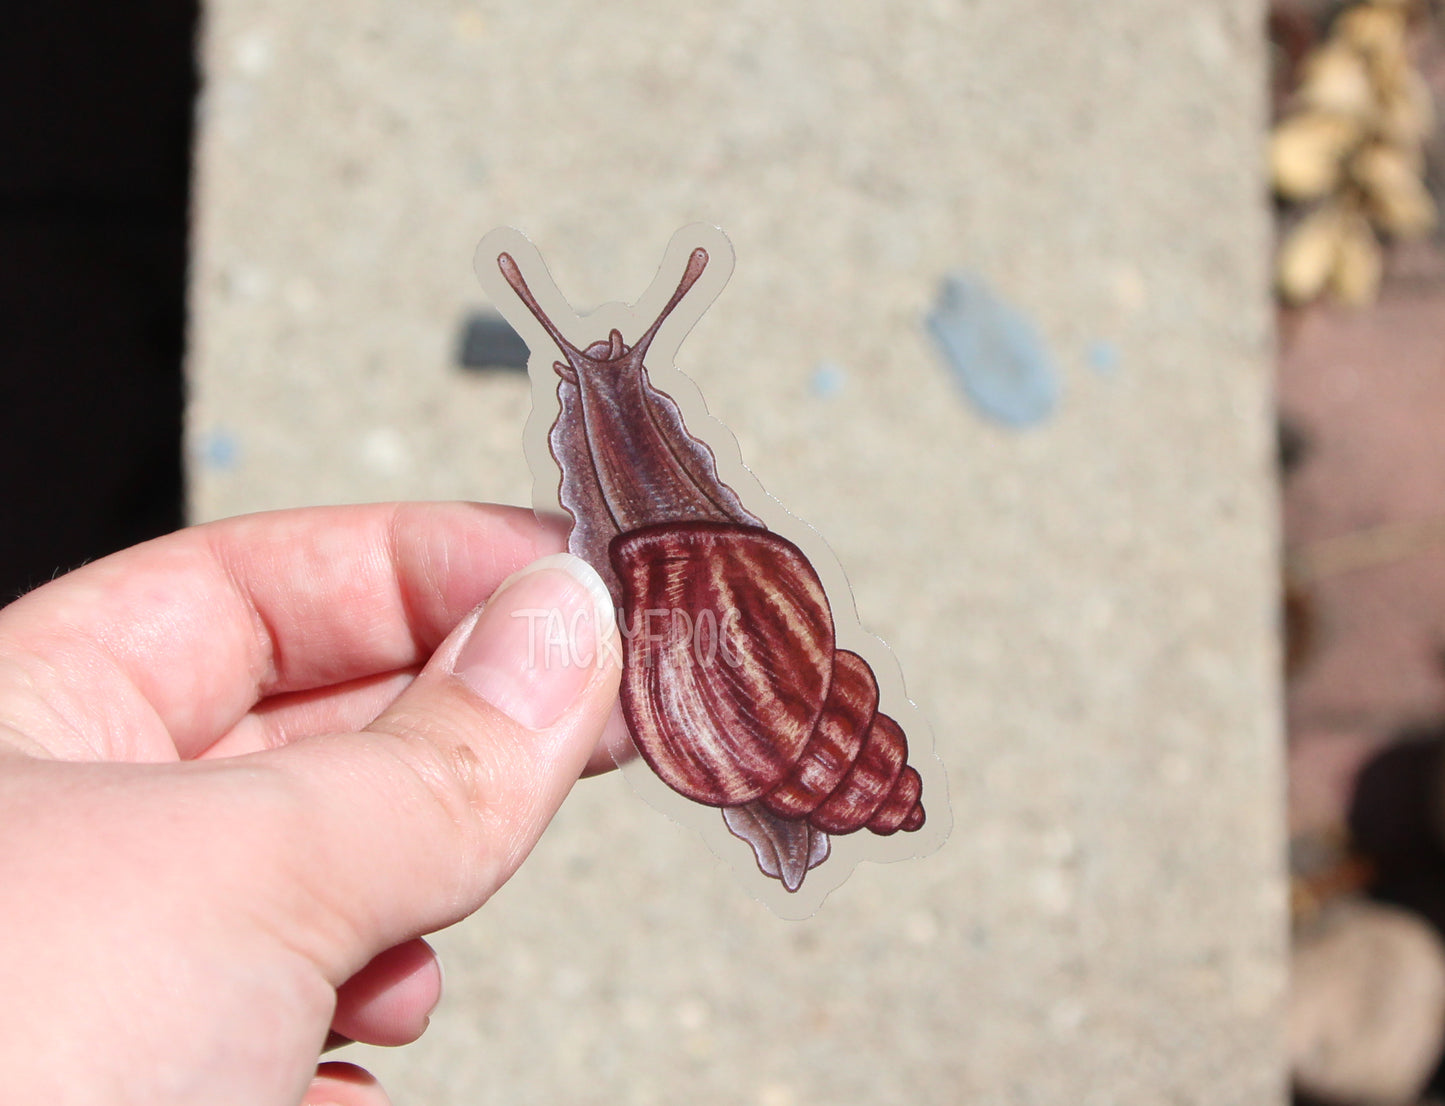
xmin=491 ymin=237 xmax=927 ymax=893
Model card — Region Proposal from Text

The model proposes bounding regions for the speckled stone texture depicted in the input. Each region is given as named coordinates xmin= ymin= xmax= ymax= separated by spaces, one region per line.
xmin=187 ymin=3 xmax=1284 ymax=1103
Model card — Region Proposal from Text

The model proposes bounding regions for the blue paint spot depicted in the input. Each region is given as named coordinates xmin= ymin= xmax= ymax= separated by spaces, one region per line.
xmin=809 ymin=361 xmax=847 ymax=399
xmin=198 ymin=429 xmax=240 ymax=471
xmin=1086 ymin=340 xmax=1120 ymax=375
xmin=925 ymin=272 xmax=1059 ymax=428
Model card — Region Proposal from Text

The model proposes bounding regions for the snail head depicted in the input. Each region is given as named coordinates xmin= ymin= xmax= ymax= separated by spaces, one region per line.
xmin=497 ymin=248 xmax=709 ymax=383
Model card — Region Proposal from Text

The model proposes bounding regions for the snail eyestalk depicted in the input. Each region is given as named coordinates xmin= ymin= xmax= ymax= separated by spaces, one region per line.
xmin=496 ymin=252 xmax=580 ymax=359
xmin=632 ymin=248 xmax=709 ymax=361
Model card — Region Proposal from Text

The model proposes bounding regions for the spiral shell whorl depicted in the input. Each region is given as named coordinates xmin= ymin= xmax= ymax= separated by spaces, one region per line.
xmin=610 ymin=521 xmax=925 ymax=837
xmin=761 ymin=651 xmax=924 ymax=834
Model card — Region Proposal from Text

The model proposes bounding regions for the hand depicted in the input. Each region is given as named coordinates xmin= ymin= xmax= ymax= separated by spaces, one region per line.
xmin=0 ymin=502 xmax=621 ymax=1105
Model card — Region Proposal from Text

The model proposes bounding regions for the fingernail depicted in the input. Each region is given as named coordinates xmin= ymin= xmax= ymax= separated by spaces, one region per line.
xmin=422 ymin=950 xmax=444 ymax=1017
xmin=453 ymin=553 xmax=616 ymax=730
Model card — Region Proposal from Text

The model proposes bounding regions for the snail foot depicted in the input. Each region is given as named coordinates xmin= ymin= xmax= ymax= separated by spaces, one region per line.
xmin=724 ymin=802 xmax=830 ymax=892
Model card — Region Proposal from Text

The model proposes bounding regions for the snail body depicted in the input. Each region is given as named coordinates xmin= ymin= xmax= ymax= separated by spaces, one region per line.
xmin=494 ymin=240 xmax=926 ymax=892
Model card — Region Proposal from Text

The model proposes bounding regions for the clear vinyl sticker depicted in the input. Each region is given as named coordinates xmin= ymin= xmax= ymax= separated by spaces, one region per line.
xmin=474 ymin=225 xmax=950 ymax=917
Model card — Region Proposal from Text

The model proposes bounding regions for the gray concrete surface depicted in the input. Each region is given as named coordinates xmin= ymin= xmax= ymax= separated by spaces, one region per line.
xmin=187 ymin=2 xmax=1285 ymax=1103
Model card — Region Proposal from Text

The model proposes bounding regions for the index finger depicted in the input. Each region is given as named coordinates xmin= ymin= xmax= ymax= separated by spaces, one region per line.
xmin=0 ymin=502 xmax=566 ymax=759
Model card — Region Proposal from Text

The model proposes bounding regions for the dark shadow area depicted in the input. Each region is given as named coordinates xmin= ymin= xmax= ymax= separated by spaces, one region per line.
xmin=457 ymin=310 xmax=530 ymax=373
xmin=0 ymin=2 xmax=196 ymax=601
xmin=1350 ymin=729 xmax=1445 ymax=925
xmin=1347 ymin=725 xmax=1445 ymax=1098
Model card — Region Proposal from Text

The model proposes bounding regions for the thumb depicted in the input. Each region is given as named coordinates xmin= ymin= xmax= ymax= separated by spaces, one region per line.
xmin=257 ymin=552 xmax=620 ymax=981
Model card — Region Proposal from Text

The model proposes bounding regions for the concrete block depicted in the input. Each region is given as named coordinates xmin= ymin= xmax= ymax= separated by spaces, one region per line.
xmin=188 ymin=2 xmax=1284 ymax=1102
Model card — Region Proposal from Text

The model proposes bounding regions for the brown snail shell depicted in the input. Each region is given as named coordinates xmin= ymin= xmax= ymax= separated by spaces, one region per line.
xmin=610 ymin=521 xmax=925 ymax=836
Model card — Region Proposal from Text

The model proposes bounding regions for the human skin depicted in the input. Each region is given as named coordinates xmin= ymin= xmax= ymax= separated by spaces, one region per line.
xmin=0 ymin=502 xmax=622 ymax=1106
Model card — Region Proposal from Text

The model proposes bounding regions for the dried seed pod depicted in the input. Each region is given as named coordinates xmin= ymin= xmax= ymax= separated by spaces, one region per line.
xmin=1271 ymin=112 xmax=1363 ymax=200
xmin=1330 ymin=210 xmax=1384 ymax=306
xmin=1297 ymin=43 xmax=1376 ymax=119
xmin=1337 ymin=5 xmax=1407 ymax=70
xmin=1377 ymin=68 xmax=1434 ymax=147
xmin=1279 ymin=202 xmax=1348 ymax=304
xmin=1354 ymin=142 xmax=1438 ymax=236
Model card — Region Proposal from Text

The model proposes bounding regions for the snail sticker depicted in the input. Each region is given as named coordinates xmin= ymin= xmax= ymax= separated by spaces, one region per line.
xmin=475 ymin=225 xmax=950 ymax=916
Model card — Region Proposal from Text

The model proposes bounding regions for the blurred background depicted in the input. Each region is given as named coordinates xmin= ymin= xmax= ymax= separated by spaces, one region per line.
xmin=17 ymin=0 xmax=1423 ymax=1103
xmin=1277 ymin=5 xmax=1445 ymax=1106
